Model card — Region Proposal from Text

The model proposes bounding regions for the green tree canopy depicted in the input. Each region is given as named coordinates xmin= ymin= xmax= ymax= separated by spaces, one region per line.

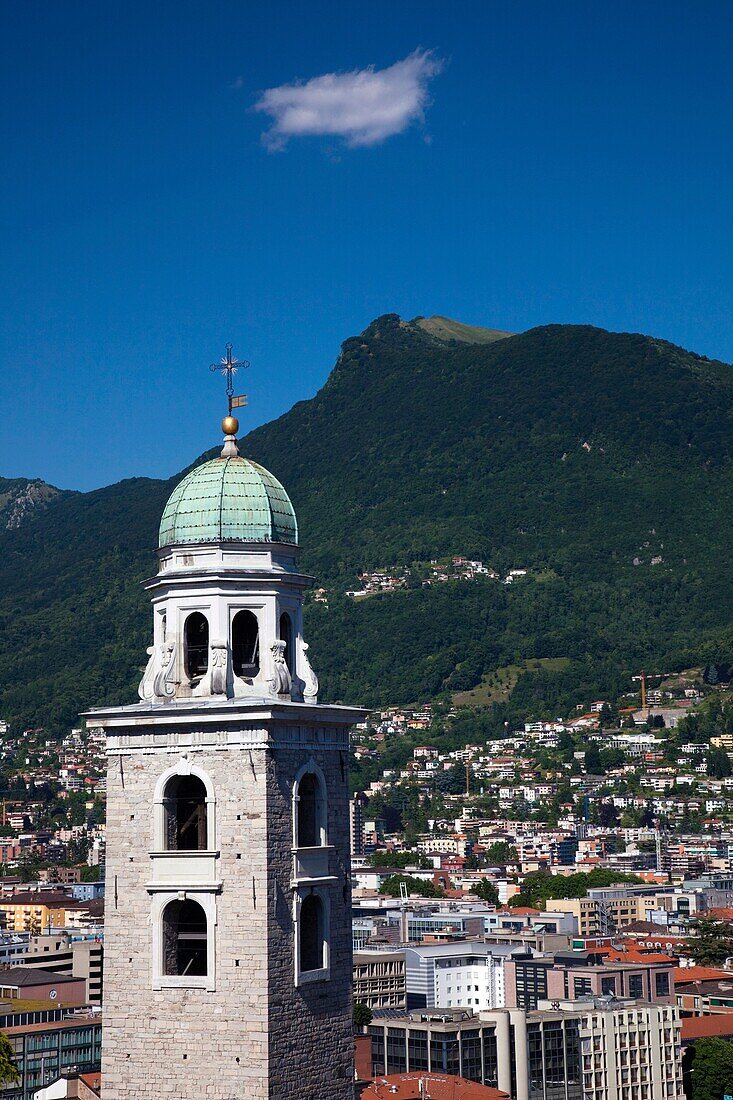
xmin=686 ymin=918 xmax=733 ymax=967
xmin=0 ymin=1034 xmax=19 ymax=1086
xmin=685 ymin=1037 xmax=733 ymax=1100
xmin=353 ymin=1002 xmax=373 ymax=1030
xmin=379 ymin=874 xmax=444 ymax=899
xmin=472 ymin=878 xmax=500 ymax=905
xmin=484 ymin=841 xmax=518 ymax=865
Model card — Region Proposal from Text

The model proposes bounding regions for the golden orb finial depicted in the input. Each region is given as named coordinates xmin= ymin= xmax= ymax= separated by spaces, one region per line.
xmin=222 ymin=415 xmax=239 ymax=436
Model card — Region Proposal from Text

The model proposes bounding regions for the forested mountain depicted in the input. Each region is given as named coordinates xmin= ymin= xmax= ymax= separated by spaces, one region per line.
xmin=1 ymin=314 xmax=733 ymax=733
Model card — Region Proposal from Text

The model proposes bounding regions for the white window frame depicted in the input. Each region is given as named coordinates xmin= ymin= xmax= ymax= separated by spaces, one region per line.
xmin=152 ymin=889 xmax=217 ymax=992
xmin=292 ymin=758 xmax=328 ymax=849
xmin=152 ymin=759 xmax=216 ymax=853
xmin=293 ymin=886 xmax=330 ymax=987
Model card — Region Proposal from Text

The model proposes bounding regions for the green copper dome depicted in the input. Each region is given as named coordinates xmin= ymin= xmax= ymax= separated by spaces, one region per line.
xmin=159 ymin=456 xmax=298 ymax=547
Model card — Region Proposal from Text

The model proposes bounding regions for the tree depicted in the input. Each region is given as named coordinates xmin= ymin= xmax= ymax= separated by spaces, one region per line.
xmin=353 ymin=1002 xmax=373 ymax=1030
xmin=367 ymin=851 xmax=430 ymax=870
xmin=686 ymin=918 xmax=733 ymax=967
xmin=472 ymin=878 xmax=500 ymax=905
xmin=707 ymin=748 xmax=732 ymax=779
xmin=484 ymin=841 xmax=517 ymax=865
xmin=0 ymin=1033 xmax=19 ymax=1086
xmin=435 ymin=764 xmax=467 ymax=795
xmin=379 ymin=874 xmax=444 ymax=899
xmin=584 ymin=744 xmax=603 ymax=774
xmin=685 ymin=1037 xmax=733 ymax=1100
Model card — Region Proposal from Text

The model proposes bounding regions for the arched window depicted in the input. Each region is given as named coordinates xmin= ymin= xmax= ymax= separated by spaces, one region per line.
xmin=162 ymin=899 xmax=207 ymax=977
xmin=232 ymin=610 xmax=260 ymax=678
xmin=163 ymin=774 xmax=207 ymax=851
xmin=296 ymin=772 xmax=325 ymax=848
xmin=279 ymin=612 xmax=294 ymax=675
xmin=184 ymin=612 xmax=209 ymax=684
xmin=299 ymin=894 xmax=325 ymax=973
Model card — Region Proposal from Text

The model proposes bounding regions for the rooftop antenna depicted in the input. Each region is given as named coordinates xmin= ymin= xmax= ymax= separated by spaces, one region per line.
xmin=399 ymin=880 xmax=409 ymax=942
xmin=209 ymin=343 xmax=249 ymax=457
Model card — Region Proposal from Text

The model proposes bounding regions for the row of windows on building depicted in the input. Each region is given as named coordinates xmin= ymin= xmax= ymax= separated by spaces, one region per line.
xmin=6 ymin=1024 xmax=102 ymax=1100
xmin=183 ymin=610 xmax=294 ymax=685
xmin=369 ymin=1020 xmax=582 ymax=1100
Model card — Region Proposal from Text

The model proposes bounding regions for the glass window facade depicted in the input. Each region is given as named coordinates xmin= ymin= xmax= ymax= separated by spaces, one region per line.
xmin=2 ymin=1021 xmax=102 ymax=1100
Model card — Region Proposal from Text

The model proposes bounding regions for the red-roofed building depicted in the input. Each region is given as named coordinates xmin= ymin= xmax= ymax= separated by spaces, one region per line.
xmin=681 ymin=1015 xmax=733 ymax=1043
xmin=674 ymin=966 xmax=733 ymax=1015
xmin=360 ymin=1074 xmax=509 ymax=1099
xmin=673 ymin=966 xmax=733 ymax=983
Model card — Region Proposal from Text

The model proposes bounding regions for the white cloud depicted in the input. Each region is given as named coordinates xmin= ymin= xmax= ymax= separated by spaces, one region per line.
xmin=254 ymin=49 xmax=443 ymax=152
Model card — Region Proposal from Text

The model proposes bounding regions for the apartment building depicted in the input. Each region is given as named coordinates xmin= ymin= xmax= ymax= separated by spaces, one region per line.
xmin=366 ymin=1006 xmax=581 ymax=1100
xmin=366 ymin=999 xmax=683 ymax=1100
xmin=354 ymin=950 xmax=407 ymax=1011
xmin=552 ymin=887 xmax=689 ymax=936
xmin=505 ymin=952 xmax=674 ymax=1012
xmin=2 ymin=1013 xmax=102 ymax=1100
xmin=572 ymin=998 xmax=682 ymax=1100
xmin=23 ymin=933 xmax=104 ymax=1004
xmin=402 ymin=941 xmax=528 ymax=1011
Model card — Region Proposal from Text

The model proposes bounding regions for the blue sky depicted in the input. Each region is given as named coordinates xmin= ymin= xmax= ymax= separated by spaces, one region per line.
xmin=2 ymin=1 xmax=732 ymax=490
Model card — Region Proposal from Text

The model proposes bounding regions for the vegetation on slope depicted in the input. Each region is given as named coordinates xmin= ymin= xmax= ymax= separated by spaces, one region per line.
xmin=1 ymin=314 xmax=733 ymax=732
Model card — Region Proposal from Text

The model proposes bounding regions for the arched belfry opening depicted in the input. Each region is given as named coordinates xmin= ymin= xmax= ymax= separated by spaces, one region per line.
xmin=232 ymin=610 xmax=260 ymax=679
xmin=299 ymin=894 xmax=325 ymax=973
xmin=162 ymin=898 xmax=208 ymax=976
xmin=280 ymin=612 xmax=294 ymax=676
xmin=184 ymin=612 xmax=209 ymax=685
xmin=296 ymin=771 xmax=325 ymax=848
xmin=163 ymin=774 xmax=208 ymax=851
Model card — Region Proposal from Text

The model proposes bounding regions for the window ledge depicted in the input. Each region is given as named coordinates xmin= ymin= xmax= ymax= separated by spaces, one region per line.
xmin=295 ymin=966 xmax=330 ymax=987
xmin=291 ymin=845 xmax=335 ymax=884
xmin=153 ymin=975 xmax=215 ymax=992
xmin=291 ymin=874 xmax=338 ymax=888
xmin=146 ymin=881 xmax=222 ymax=894
xmin=150 ymin=849 xmax=219 ymax=858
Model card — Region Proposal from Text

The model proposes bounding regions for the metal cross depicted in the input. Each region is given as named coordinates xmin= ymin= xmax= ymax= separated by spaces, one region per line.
xmin=209 ymin=343 xmax=249 ymax=412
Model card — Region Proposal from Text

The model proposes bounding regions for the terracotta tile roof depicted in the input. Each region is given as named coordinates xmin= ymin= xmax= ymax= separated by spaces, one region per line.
xmin=674 ymin=966 xmax=733 ymax=984
xmin=498 ymin=907 xmax=540 ymax=915
xmin=599 ymin=949 xmax=674 ymax=964
xmin=362 ymin=1074 xmax=509 ymax=1099
xmin=80 ymin=1071 xmax=102 ymax=1093
xmin=682 ymin=1015 xmax=733 ymax=1041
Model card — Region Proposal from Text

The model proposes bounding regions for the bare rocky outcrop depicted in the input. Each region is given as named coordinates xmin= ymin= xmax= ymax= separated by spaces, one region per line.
xmin=0 ymin=478 xmax=60 ymax=530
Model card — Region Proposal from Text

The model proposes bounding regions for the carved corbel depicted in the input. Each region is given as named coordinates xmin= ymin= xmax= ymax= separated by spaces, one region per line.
xmin=138 ymin=646 xmax=156 ymax=701
xmin=268 ymin=639 xmax=292 ymax=697
xmin=301 ymin=642 xmax=319 ymax=705
xmin=210 ymin=640 xmax=229 ymax=698
xmin=153 ymin=642 xmax=177 ymax=700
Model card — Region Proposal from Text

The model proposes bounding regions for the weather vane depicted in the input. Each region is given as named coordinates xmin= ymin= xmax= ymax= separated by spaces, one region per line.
xmin=209 ymin=342 xmax=249 ymax=415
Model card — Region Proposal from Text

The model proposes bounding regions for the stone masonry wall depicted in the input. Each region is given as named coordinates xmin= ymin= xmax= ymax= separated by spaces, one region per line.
xmin=102 ymin=742 xmax=270 ymax=1100
xmin=265 ymin=743 xmax=354 ymax=1099
xmin=102 ymin=719 xmax=353 ymax=1100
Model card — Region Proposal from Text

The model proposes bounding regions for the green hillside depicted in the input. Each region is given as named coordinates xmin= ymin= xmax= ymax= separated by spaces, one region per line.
xmin=413 ymin=315 xmax=514 ymax=344
xmin=1 ymin=314 xmax=733 ymax=732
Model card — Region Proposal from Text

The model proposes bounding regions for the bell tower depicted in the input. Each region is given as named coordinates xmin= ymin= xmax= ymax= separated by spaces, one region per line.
xmin=87 ymin=359 xmax=363 ymax=1099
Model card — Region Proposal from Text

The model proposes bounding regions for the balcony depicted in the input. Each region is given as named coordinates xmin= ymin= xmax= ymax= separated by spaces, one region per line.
xmin=291 ymin=845 xmax=337 ymax=886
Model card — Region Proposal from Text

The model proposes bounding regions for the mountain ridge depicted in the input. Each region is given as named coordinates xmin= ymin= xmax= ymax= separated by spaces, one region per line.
xmin=1 ymin=314 xmax=733 ymax=733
